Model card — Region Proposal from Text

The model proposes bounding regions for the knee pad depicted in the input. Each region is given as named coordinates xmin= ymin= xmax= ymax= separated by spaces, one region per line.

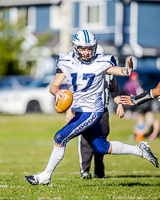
xmin=92 ymin=136 xmax=110 ymax=155
xmin=54 ymin=131 xmax=68 ymax=147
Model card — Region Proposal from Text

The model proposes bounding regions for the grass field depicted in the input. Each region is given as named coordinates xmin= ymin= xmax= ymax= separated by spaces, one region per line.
xmin=0 ymin=113 xmax=160 ymax=200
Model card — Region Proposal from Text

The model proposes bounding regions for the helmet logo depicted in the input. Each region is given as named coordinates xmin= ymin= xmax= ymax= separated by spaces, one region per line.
xmin=73 ymin=34 xmax=79 ymax=41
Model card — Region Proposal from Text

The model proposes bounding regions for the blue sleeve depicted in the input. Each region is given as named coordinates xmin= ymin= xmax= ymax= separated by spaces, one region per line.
xmin=110 ymin=55 xmax=117 ymax=66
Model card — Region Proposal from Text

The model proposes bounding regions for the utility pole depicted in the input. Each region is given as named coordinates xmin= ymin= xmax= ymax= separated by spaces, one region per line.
xmin=59 ymin=0 xmax=72 ymax=53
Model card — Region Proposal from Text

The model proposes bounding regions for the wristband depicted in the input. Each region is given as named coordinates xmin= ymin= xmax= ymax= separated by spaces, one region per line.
xmin=118 ymin=103 xmax=123 ymax=106
xmin=131 ymin=90 xmax=154 ymax=106
xmin=122 ymin=67 xmax=129 ymax=76
xmin=150 ymin=89 xmax=154 ymax=98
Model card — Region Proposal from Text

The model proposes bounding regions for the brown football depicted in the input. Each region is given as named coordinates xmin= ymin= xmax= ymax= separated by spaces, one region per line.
xmin=55 ymin=90 xmax=73 ymax=113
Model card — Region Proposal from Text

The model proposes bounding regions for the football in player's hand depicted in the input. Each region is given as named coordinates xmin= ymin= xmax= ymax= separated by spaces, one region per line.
xmin=55 ymin=90 xmax=73 ymax=113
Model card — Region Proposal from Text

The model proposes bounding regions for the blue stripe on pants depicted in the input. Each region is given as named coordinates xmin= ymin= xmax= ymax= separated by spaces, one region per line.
xmin=54 ymin=112 xmax=110 ymax=154
xmin=54 ymin=112 xmax=102 ymax=147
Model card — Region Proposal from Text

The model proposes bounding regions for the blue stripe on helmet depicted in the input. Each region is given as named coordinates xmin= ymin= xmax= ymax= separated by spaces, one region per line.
xmin=83 ymin=30 xmax=90 ymax=43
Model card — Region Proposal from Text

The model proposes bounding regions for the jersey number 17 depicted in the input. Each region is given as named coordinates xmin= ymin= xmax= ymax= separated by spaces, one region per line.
xmin=71 ymin=73 xmax=95 ymax=92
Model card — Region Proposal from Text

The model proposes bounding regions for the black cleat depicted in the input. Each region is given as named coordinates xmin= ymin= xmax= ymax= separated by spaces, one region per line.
xmin=94 ymin=173 xmax=107 ymax=179
xmin=25 ymin=173 xmax=51 ymax=185
xmin=81 ymin=171 xmax=92 ymax=179
xmin=25 ymin=175 xmax=38 ymax=185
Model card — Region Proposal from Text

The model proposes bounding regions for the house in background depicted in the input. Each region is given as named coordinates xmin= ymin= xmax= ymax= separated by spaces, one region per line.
xmin=1 ymin=0 xmax=160 ymax=87
xmin=71 ymin=1 xmax=160 ymax=74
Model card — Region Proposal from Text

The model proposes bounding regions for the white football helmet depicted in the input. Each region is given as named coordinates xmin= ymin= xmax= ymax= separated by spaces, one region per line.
xmin=72 ymin=30 xmax=97 ymax=63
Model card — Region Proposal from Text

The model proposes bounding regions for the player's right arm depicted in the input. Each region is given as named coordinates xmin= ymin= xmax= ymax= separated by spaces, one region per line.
xmin=120 ymin=82 xmax=160 ymax=106
xmin=50 ymin=72 xmax=67 ymax=148
xmin=109 ymin=76 xmax=124 ymax=118
xmin=152 ymin=82 xmax=160 ymax=98
xmin=120 ymin=91 xmax=154 ymax=106
xmin=49 ymin=73 xmax=66 ymax=101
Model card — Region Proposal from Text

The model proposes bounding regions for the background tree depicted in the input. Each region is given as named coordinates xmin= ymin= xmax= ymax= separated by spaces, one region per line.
xmin=0 ymin=9 xmax=52 ymax=76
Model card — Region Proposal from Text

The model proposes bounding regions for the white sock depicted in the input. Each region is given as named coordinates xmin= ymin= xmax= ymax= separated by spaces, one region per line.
xmin=110 ymin=141 xmax=142 ymax=156
xmin=43 ymin=145 xmax=65 ymax=176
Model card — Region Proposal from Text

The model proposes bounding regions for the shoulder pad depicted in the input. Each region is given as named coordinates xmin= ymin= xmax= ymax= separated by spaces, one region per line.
xmin=96 ymin=55 xmax=117 ymax=66
xmin=57 ymin=52 xmax=73 ymax=61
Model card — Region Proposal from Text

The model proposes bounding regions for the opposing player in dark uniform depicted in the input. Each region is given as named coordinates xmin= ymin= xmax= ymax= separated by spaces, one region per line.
xmin=79 ymin=74 xmax=124 ymax=179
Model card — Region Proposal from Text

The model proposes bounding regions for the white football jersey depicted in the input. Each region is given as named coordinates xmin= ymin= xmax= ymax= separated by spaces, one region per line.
xmin=57 ymin=52 xmax=116 ymax=112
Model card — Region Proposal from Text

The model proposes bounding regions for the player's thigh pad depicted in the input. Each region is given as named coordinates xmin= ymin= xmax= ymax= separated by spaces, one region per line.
xmin=92 ymin=136 xmax=110 ymax=155
xmin=82 ymin=121 xmax=110 ymax=155
xmin=54 ymin=112 xmax=102 ymax=147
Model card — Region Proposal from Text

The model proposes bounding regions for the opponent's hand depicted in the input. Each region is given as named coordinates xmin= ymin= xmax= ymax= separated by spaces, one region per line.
xmin=152 ymin=82 xmax=160 ymax=98
xmin=120 ymin=95 xmax=135 ymax=106
xmin=116 ymin=103 xmax=124 ymax=118
xmin=126 ymin=57 xmax=133 ymax=76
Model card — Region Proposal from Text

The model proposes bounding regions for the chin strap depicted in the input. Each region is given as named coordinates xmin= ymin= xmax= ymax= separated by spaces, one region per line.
xmin=131 ymin=90 xmax=154 ymax=106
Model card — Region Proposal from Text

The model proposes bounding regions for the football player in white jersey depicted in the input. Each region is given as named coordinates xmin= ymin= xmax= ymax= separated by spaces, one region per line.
xmin=25 ymin=30 xmax=159 ymax=185
xmin=65 ymin=45 xmax=125 ymax=179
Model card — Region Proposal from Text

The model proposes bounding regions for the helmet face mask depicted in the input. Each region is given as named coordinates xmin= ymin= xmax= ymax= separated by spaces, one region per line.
xmin=72 ymin=30 xmax=97 ymax=63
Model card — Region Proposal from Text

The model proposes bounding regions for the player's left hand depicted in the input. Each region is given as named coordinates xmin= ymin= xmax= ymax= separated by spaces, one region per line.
xmin=116 ymin=103 xmax=124 ymax=118
xmin=126 ymin=57 xmax=133 ymax=76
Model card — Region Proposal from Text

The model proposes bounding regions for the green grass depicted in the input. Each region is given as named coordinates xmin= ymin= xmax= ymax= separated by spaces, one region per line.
xmin=0 ymin=113 xmax=160 ymax=200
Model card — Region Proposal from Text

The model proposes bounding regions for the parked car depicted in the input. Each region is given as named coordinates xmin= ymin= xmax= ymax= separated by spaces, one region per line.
xmin=0 ymin=75 xmax=34 ymax=90
xmin=0 ymin=76 xmax=68 ymax=114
